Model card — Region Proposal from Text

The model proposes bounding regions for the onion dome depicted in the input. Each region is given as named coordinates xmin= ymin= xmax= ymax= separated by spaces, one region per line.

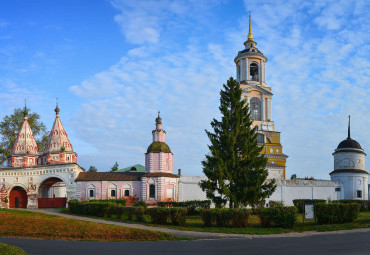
xmin=44 ymin=102 xmax=74 ymax=153
xmin=334 ymin=116 xmax=365 ymax=154
xmin=147 ymin=141 xmax=171 ymax=153
xmin=156 ymin=111 xmax=162 ymax=125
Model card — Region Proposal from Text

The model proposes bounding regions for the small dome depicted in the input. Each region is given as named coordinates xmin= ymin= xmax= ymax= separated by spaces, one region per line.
xmin=147 ymin=141 xmax=171 ymax=153
xmin=337 ymin=138 xmax=362 ymax=150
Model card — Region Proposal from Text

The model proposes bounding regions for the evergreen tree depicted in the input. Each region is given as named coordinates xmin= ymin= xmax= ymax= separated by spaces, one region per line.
xmin=88 ymin=166 xmax=98 ymax=172
xmin=0 ymin=107 xmax=48 ymax=165
xmin=200 ymin=77 xmax=276 ymax=208
xmin=110 ymin=162 xmax=119 ymax=172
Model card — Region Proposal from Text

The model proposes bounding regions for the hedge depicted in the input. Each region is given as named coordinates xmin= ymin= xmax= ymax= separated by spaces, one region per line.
xmin=316 ymin=203 xmax=360 ymax=224
xmin=258 ymin=206 xmax=298 ymax=228
xmin=68 ymin=200 xmax=112 ymax=217
xmin=124 ymin=207 xmax=146 ymax=221
xmin=337 ymin=200 xmax=370 ymax=212
xmin=200 ymin=209 xmax=251 ymax=228
xmin=158 ymin=200 xmax=211 ymax=215
xmin=292 ymin=199 xmax=326 ymax=213
xmin=89 ymin=199 xmax=127 ymax=206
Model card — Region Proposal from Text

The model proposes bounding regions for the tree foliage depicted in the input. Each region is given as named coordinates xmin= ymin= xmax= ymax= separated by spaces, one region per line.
xmin=200 ymin=77 xmax=276 ymax=208
xmin=88 ymin=166 xmax=98 ymax=172
xmin=0 ymin=107 xmax=48 ymax=165
xmin=110 ymin=162 xmax=119 ymax=172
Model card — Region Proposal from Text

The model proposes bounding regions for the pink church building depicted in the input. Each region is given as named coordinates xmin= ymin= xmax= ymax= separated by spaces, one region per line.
xmin=75 ymin=112 xmax=180 ymax=202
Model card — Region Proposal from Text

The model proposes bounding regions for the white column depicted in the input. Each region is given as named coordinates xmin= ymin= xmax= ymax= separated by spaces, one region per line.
xmin=241 ymin=58 xmax=245 ymax=81
xmin=259 ymin=59 xmax=263 ymax=83
xmin=267 ymin=98 xmax=272 ymax=121
xmin=246 ymin=96 xmax=250 ymax=106
xmin=246 ymin=58 xmax=249 ymax=81
xmin=261 ymin=95 xmax=265 ymax=121
xmin=263 ymin=61 xmax=266 ymax=83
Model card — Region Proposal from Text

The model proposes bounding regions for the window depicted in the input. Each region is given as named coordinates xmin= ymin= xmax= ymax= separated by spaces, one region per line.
xmin=111 ymin=189 xmax=116 ymax=198
xmin=149 ymin=184 xmax=155 ymax=198
xmin=257 ymin=133 xmax=264 ymax=143
xmin=237 ymin=65 xmax=241 ymax=81
xmin=250 ymin=97 xmax=261 ymax=120
xmin=124 ymin=190 xmax=130 ymax=197
xmin=89 ymin=189 xmax=94 ymax=198
xmin=250 ymin=63 xmax=259 ymax=81
xmin=357 ymin=190 xmax=362 ymax=198
xmin=335 ymin=188 xmax=341 ymax=192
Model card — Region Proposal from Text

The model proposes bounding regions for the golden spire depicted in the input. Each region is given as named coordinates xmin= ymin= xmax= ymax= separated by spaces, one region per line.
xmin=248 ymin=11 xmax=253 ymax=41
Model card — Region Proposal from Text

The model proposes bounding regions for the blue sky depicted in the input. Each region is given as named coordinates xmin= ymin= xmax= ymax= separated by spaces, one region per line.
xmin=0 ymin=0 xmax=369 ymax=179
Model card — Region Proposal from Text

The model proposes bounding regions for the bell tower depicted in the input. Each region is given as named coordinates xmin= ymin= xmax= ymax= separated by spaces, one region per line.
xmin=234 ymin=13 xmax=288 ymax=180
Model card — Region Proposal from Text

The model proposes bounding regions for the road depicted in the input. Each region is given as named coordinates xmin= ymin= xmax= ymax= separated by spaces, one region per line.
xmin=1 ymin=230 xmax=370 ymax=255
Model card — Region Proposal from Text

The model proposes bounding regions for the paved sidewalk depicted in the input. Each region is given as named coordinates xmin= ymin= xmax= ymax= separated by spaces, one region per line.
xmin=29 ymin=209 xmax=370 ymax=239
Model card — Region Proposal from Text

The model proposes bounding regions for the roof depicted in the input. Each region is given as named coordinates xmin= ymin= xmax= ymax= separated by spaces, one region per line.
xmin=336 ymin=138 xmax=363 ymax=150
xmin=147 ymin=141 xmax=172 ymax=153
xmin=11 ymin=117 xmax=38 ymax=155
xmin=44 ymin=108 xmax=74 ymax=154
xmin=330 ymin=169 xmax=369 ymax=175
xmin=75 ymin=172 xmax=144 ymax=182
xmin=0 ymin=162 xmax=80 ymax=171
xmin=142 ymin=172 xmax=180 ymax=178
xmin=116 ymin=164 xmax=146 ymax=173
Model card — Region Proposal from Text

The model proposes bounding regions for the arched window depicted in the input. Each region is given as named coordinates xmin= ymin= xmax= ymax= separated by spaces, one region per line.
xmin=257 ymin=133 xmax=264 ymax=143
xmin=149 ymin=184 xmax=155 ymax=198
xmin=250 ymin=97 xmax=261 ymax=120
xmin=250 ymin=63 xmax=259 ymax=81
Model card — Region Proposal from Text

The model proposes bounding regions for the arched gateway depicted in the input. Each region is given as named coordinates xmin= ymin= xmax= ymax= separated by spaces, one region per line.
xmin=9 ymin=186 xmax=28 ymax=208
xmin=38 ymin=177 xmax=67 ymax=208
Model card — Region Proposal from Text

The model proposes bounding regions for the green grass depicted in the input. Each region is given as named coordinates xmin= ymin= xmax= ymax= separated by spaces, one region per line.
xmin=61 ymin=208 xmax=370 ymax=235
xmin=0 ymin=243 xmax=28 ymax=255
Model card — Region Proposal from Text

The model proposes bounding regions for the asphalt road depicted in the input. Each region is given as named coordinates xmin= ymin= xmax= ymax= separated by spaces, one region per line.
xmin=1 ymin=231 xmax=370 ymax=255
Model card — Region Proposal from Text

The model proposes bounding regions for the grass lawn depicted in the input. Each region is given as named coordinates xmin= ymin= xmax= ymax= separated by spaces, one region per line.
xmin=0 ymin=243 xmax=28 ymax=255
xmin=62 ymin=209 xmax=370 ymax=235
xmin=0 ymin=209 xmax=175 ymax=241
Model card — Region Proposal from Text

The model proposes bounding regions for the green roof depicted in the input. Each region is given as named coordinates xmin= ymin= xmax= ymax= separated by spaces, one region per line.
xmin=147 ymin=142 xmax=172 ymax=153
xmin=116 ymin=164 xmax=146 ymax=173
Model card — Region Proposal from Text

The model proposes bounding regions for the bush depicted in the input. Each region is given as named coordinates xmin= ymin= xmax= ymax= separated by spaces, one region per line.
xmin=125 ymin=207 xmax=145 ymax=221
xmin=115 ymin=204 xmax=125 ymax=220
xmin=158 ymin=200 xmax=211 ymax=215
xmin=68 ymin=200 xmax=120 ymax=218
xmin=316 ymin=203 xmax=360 ymax=224
xmin=258 ymin=206 xmax=298 ymax=228
xmin=133 ymin=200 xmax=147 ymax=208
xmin=200 ymin=208 xmax=250 ymax=228
xmin=90 ymin=199 xmax=127 ymax=206
xmin=338 ymin=200 xmax=370 ymax=212
xmin=147 ymin=208 xmax=169 ymax=224
xmin=268 ymin=201 xmax=284 ymax=207
xmin=168 ymin=208 xmax=188 ymax=226
xmin=200 ymin=209 xmax=213 ymax=227
xmin=293 ymin=199 xmax=326 ymax=213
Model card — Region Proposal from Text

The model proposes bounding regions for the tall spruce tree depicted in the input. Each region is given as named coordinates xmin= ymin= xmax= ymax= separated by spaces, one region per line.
xmin=200 ymin=77 xmax=276 ymax=208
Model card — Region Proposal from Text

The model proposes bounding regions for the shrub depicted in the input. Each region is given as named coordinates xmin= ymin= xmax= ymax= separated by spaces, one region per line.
xmin=105 ymin=203 xmax=117 ymax=218
xmin=168 ymin=208 xmax=188 ymax=226
xmin=147 ymin=208 xmax=169 ymax=224
xmin=125 ymin=207 xmax=145 ymax=221
xmin=158 ymin=200 xmax=211 ymax=215
xmin=133 ymin=200 xmax=147 ymax=208
xmin=200 ymin=209 xmax=214 ymax=227
xmin=90 ymin=199 xmax=126 ymax=206
xmin=258 ymin=206 xmax=298 ymax=228
xmin=338 ymin=200 xmax=370 ymax=212
xmin=268 ymin=201 xmax=284 ymax=207
xmin=292 ymin=199 xmax=326 ymax=213
xmin=213 ymin=209 xmax=234 ymax=227
xmin=231 ymin=209 xmax=250 ymax=228
xmin=316 ymin=203 xmax=360 ymax=224
xmin=115 ymin=204 xmax=125 ymax=220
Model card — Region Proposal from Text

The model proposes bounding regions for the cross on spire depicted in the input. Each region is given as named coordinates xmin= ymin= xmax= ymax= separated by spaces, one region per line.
xmin=248 ymin=11 xmax=253 ymax=41
xmin=347 ymin=115 xmax=351 ymax=139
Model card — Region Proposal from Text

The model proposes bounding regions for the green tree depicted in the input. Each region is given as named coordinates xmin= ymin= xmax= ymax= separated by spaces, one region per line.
xmin=110 ymin=162 xmax=119 ymax=172
xmin=290 ymin=174 xmax=297 ymax=180
xmin=0 ymin=107 xmax=48 ymax=165
xmin=200 ymin=77 xmax=276 ymax=208
xmin=88 ymin=166 xmax=98 ymax=172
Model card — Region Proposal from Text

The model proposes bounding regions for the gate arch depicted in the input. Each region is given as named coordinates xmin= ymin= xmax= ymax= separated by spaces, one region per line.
xmin=9 ymin=186 xmax=28 ymax=208
xmin=38 ymin=177 xmax=67 ymax=208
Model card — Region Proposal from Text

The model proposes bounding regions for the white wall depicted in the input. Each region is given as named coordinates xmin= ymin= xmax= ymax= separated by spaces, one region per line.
xmin=178 ymin=176 xmax=344 ymax=206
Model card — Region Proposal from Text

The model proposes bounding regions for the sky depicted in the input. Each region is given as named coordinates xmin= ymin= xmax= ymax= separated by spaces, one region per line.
xmin=0 ymin=0 xmax=369 ymax=179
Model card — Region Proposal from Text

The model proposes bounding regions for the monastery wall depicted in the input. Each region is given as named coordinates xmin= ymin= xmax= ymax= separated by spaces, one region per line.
xmin=178 ymin=176 xmax=343 ymax=206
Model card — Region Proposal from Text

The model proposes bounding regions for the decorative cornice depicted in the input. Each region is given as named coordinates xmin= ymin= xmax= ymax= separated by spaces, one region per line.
xmin=330 ymin=169 xmax=369 ymax=175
